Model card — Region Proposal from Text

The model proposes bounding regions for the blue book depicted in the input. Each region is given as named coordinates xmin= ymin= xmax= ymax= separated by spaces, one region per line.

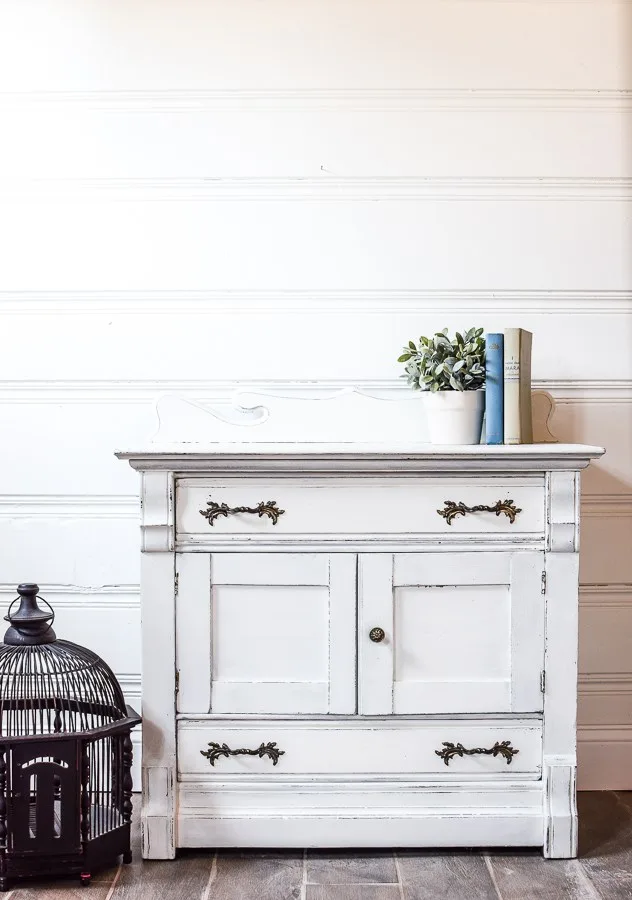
xmin=485 ymin=333 xmax=504 ymax=444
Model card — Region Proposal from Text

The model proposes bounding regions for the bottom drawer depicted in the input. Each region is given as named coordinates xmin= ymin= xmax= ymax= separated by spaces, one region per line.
xmin=177 ymin=718 xmax=542 ymax=779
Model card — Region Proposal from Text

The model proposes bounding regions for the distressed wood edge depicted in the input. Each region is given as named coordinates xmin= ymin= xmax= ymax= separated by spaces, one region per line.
xmin=140 ymin=551 xmax=177 ymax=858
xmin=140 ymin=470 xmax=175 ymax=552
xmin=546 ymin=471 xmax=580 ymax=552
xmin=141 ymin=811 xmax=176 ymax=860
xmin=543 ymin=761 xmax=578 ymax=858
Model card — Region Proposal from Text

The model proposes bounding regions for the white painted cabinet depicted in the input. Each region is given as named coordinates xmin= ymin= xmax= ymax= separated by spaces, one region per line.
xmin=118 ymin=442 xmax=603 ymax=861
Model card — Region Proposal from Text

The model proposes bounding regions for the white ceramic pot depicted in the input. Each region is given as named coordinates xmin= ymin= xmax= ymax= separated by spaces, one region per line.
xmin=421 ymin=389 xmax=485 ymax=445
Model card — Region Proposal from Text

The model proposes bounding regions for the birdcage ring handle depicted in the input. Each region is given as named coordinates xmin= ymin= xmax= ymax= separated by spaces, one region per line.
xmin=5 ymin=594 xmax=56 ymax=634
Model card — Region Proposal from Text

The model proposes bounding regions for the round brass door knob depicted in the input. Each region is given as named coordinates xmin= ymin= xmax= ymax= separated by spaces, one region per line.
xmin=369 ymin=627 xmax=385 ymax=643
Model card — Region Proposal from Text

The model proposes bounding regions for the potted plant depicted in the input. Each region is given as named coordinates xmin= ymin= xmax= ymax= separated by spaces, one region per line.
xmin=397 ymin=327 xmax=486 ymax=444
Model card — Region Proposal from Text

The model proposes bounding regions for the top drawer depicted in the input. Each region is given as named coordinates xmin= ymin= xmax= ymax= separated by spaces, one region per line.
xmin=175 ymin=476 xmax=545 ymax=542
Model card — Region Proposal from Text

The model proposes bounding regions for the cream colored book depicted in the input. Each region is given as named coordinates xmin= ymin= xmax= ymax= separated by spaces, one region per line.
xmin=503 ymin=328 xmax=533 ymax=444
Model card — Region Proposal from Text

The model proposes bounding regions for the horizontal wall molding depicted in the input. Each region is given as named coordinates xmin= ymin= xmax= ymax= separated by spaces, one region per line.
xmin=0 ymin=582 xmax=138 ymax=593
xmin=545 ymin=380 xmax=632 ymax=402
xmin=579 ymin=724 xmax=632 ymax=741
xmin=111 ymin=674 xmax=141 ymax=691
xmin=580 ymin=674 xmax=632 ymax=688
xmin=582 ymin=496 xmax=632 ymax=516
xmin=2 ymin=88 xmax=632 ymax=112
xmin=0 ymin=378 xmax=629 ymax=403
xmin=116 ymin=674 xmax=141 ymax=706
xmin=580 ymin=585 xmax=632 ymax=607
xmin=3 ymin=175 xmax=632 ymax=202
xmin=0 ymin=495 xmax=139 ymax=518
xmin=1 ymin=289 xmax=631 ymax=316
xmin=0 ymin=584 xmax=139 ymax=607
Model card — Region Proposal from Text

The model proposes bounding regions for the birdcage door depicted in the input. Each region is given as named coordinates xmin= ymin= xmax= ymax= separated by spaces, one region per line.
xmin=10 ymin=740 xmax=80 ymax=854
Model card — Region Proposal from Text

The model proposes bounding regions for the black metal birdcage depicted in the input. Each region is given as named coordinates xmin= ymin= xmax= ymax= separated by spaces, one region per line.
xmin=0 ymin=584 xmax=141 ymax=890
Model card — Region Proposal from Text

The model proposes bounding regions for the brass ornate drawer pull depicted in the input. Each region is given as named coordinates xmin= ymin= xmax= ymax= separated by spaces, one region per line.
xmin=369 ymin=627 xmax=386 ymax=643
xmin=437 ymin=499 xmax=521 ymax=526
xmin=199 ymin=498 xmax=285 ymax=526
xmin=435 ymin=740 xmax=519 ymax=766
xmin=200 ymin=741 xmax=285 ymax=766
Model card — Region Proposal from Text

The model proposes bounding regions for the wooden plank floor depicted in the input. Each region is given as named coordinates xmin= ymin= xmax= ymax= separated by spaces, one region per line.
xmin=7 ymin=792 xmax=632 ymax=899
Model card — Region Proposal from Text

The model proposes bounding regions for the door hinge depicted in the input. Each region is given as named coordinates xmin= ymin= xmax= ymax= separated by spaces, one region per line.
xmin=540 ymin=670 xmax=546 ymax=694
xmin=541 ymin=570 xmax=546 ymax=595
xmin=175 ymin=669 xmax=180 ymax=695
xmin=174 ymin=572 xmax=179 ymax=597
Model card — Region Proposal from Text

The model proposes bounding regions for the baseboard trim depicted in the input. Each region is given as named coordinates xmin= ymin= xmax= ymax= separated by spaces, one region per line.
xmin=578 ymin=728 xmax=632 ymax=790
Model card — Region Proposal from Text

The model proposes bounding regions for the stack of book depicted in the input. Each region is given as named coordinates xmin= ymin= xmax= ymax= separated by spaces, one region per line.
xmin=485 ymin=329 xmax=533 ymax=445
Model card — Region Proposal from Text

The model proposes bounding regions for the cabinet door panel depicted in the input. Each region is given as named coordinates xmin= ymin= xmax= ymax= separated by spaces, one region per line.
xmin=176 ymin=553 xmax=356 ymax=715
xmin=358 ymin=552 xmax=544 ymax=715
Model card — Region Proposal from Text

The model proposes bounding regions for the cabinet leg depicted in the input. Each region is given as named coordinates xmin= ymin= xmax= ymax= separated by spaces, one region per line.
xmin=543 ymin=762 xmax=578 ymax=858
xmin=142 ymin=814 xmax=176 ymax=860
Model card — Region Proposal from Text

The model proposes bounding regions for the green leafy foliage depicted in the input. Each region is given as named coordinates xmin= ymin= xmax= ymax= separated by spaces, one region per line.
xmin=397 ymin=327 xmax=486 ymax=392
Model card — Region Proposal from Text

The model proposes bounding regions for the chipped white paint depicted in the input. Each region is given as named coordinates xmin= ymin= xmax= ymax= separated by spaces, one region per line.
xmin=119 ymin=427 xmax=602 ymax=859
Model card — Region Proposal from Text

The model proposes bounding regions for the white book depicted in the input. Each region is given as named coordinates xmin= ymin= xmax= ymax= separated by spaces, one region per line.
xmin=503 ymin=328 xmax=533 ymax=444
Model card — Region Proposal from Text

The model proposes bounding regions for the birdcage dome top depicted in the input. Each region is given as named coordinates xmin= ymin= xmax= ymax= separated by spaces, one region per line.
xmin=0 ymin=585 xmax=128 ymax=737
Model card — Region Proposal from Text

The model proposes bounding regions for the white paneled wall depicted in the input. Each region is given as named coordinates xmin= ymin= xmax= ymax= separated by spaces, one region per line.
xmin=0 ymin=0 xmax=631 ymax=788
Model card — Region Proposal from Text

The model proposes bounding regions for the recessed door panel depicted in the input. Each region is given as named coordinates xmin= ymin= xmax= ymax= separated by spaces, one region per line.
xmin=394 ymin=583 xmax=511 ymax=712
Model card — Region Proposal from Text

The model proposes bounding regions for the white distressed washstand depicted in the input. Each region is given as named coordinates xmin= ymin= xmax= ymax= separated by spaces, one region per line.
xmin=117 ymin=390 xmax=603 ymax=859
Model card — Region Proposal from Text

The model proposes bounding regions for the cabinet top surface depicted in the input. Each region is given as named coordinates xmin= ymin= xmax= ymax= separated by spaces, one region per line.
xmin=116 ymin=442 xmax=604 ymax=471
